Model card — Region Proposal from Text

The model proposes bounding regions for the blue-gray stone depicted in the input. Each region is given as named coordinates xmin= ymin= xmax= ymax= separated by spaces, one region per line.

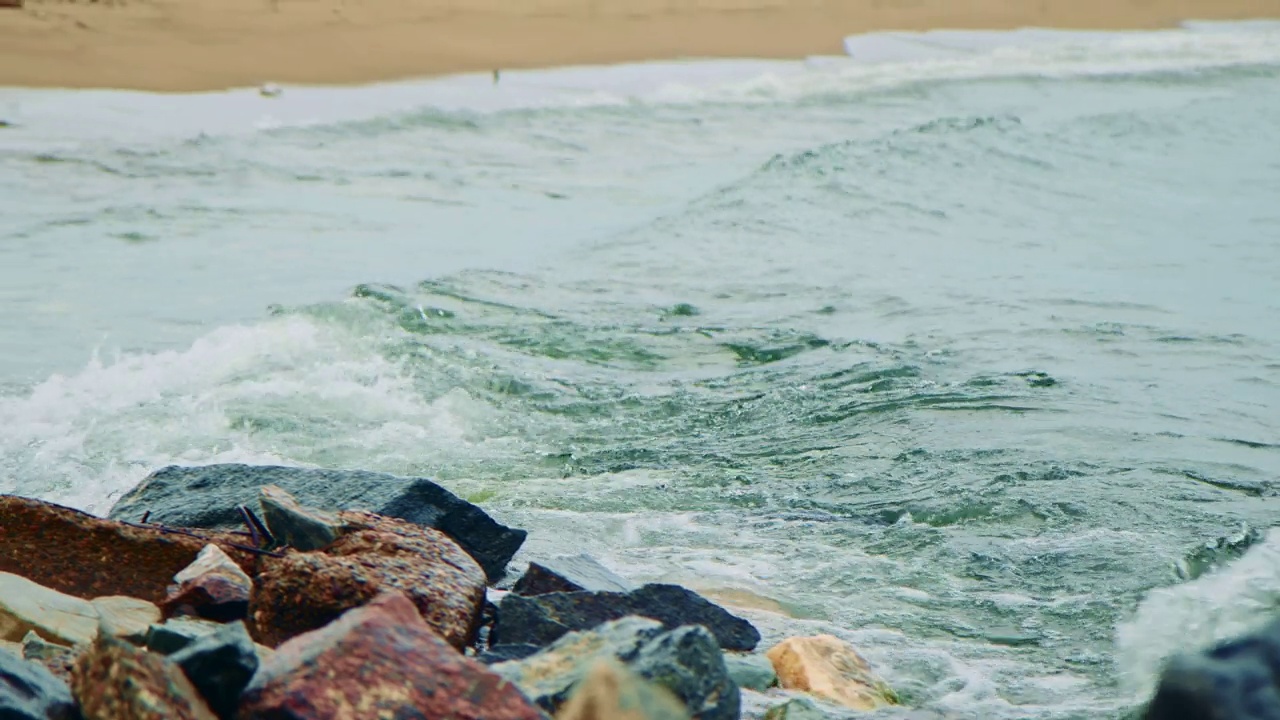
xmin=145 ymin=617 xmax=224 ymax=655
xmin=105 ymin=464 xmax=526 ymax=581
xmin=724 ymin=652 xmax=777 ymax=691
xmin=0 ymin=650 xmax=80 ymax=720
xmin=170 ymin=621 xmax=258 ymax=719
xmin=511 ymin=554 xmax=633 ymax=596
xmin=1144 ymin=616 xmax=1280 ymax=720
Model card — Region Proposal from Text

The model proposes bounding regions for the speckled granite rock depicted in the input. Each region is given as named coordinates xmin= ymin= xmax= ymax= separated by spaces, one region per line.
xmin=72 ymin=633 xmax=216 ymax=720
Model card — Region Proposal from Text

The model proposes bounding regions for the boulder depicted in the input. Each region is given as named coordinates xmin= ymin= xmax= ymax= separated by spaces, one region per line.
xmin=766 ymin=635 xmax=898 ymax=712
xmin=163 ymin=545 xmax=253 ymax=622
xmin=0 ymin=495 xmax=256 ymax=603
xmin=71 ymin=632 xmax=216 ymax=720
xmin=106 ymin=464 xmax=526 ymax=581
xmin=90 ymin=596 xmax=161 ymax=645
xmin=1143 ymin=615 xmax=1280 ymax=720
xmin=494 ymin=616 xmax=739 ymax=720
xmin=251 ymin=512 xmax=485 ymax=648
xmin=22 ymin=632 xmax=80 ymax=684
xmin=257 ymin=485 xmax=344 ymax=551
xmin=0 ymin=649 xmax=79 ymax=720
xmin=724 ymin=652 xmax=778 ymax=691
xmin=555 ymin=659 xmax=690 ymax=720
xmin=512 ymin=554 xmax=633 ymax=596
xmin=0 ymin=573 xmax=98 ymax=646
xmin=238 ymin=591 xmax=543 ymax=720
xmin=145 ymin=617 xmax=223 ymax=655
xmin=762 ymin=697 xmax=827 ymax=720
xmin=170 ymin=621 xmax=258 ymax=719
xmin=493 ymin=583 xmax=760 ymax=652
xmin=479 ymin=643 xmax=543 ymax=664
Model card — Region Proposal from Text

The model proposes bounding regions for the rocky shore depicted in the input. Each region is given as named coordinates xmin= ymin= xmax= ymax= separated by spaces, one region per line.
xmin=1 ymin=463 xmax=902 ymax=719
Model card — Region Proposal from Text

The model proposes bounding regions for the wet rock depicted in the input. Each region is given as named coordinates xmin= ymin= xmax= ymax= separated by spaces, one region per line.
xmin=0 ymin=573 xmax=98 ymax=646
xmin=0 ymin=495 xmax=256 ymax=603
xmin=493 ymin=583 xmax=760 ymax=651
xmin=0 ymin=649 xmax=79 ymax=720
xmin=90 ymin=596 xmax=161 ymax=645
xmin=762 ymin=697 xmax=827 ymax=720
xmin=1143 ymin=615 xmax=1280 ymax=720
xmin=725 ymin=652 xmax=778 ymax=691
xmin=257 ymin=485 xmax=343 ymax=551
xmin=72 ymin=632 xmax=216 ymax=720
xmin=0 ymin=640 xmax=19 ymax=658
xmin=251 ymin=513 xmax=485 ymax=648
xmin=512 ymin=554 xmax=633 ymax=596
xmin=107 ymin=464 xmax=526 ymax=581
xmin=479 ymin=643 xmax=543 ymax=664
xmin=170 ymin=621 xmax=258 ymax=719
xmin=767 ymin=635 xmax=898 ymax=711
xmin=238 ymin=591 xmax=543 ymax=720
xmin=22 ymin=632 xmax=81 ymax=684
xmin=555 ymin=659 xmax=690 ymax=720
xmin=144 ymin=617 xmax=223 ymax=655
xmin=163 ymin=545 xmax=253 ymax=623
xmin=494 ymin=616 xmax=739 ymax=720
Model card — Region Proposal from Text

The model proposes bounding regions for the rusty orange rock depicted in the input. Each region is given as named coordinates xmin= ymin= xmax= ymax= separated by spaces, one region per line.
xmin=251 ymin=510 xmax=485 ymax=649
xmin=72 ymin=632 xmax=217 ymax=720
xmin=765 ymin=635 xmax=898 ymax=711
xmin=0 ymin=495 xmax=257 ymax=604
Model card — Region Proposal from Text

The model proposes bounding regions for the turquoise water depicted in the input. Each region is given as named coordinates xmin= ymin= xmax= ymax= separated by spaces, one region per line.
xmin=3 ymin=22 xmax=1280 ymax=719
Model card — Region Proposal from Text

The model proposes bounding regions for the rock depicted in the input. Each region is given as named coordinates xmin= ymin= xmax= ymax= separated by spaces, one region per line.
xmin=0 ymin=640 xmax=18 ymax=658
xmin=0 ymin=495 xmax=256 ymax=603
xmin=170 ymin=621 xmax=258 ymax=719
xmin=766 ymin=635 xmax=898 ymax=711
xmin=106 ymin=464 xmax=526 ymax=581
xmin=725 ymin=652 xmax=778 ymax=691
xmin=257 ymin=485 xmax=344 ymax=551
xmin=555 ymin=659 xmax=689 ymax=720
xmin=493 ymin=583 xmax=760 ymax=652
xmin=251 ymin=512 xmax=485 ymax=649
xmin=90 ymin=596 xmax=161 ymax=645
xmin=0 ymin=649 xmax=79 ymax=720
xmin=71 ymin=632 xmax=216 ymax=720
xmin=238 ymin=591 xmax=543 ymax=720
xmin=494 ymin=616 xmax=739 ymax=720
xmin=163 ymin=545 xmax=253 ymax=623
xmin=479 ymin=643 xmax=543 ymax=664
xmin=512 ymin=554 xmax=634 ymax=596
xmin=145 ymin=617 xmax=223 ymax=655
xmin=22 ymin=632 xmax=80 ymax=684
xmin=0 ymin=0 xmax=22 ymax=9
xmin=0 ymin=573 xmax=98 ymax=646
xmin=762 ymin=697 xmax=827 ymax=720
xmin=1143 ymin=615 xmax=1280 ymax=720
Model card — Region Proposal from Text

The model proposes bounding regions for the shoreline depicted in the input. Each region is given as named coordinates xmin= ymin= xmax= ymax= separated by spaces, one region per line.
xmin=1 ymin=1 xmax=1278 ymax=93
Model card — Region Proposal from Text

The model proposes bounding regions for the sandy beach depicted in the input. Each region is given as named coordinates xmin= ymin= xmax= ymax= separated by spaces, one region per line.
xmin=1 ymin=0 xmax=1279 ymax=92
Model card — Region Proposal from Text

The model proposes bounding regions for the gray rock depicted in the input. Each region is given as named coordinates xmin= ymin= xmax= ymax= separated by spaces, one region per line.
xmin=1144 ymin=615 xmax=1280 ymax=720
xmin=145 ymin=617 xmax=223 ymax=655
xmin=20 ymin=632 xmax=78 ymax=683
xmin=764 ymin=697 xmax=828 ymax=720
xmin=0 ymin=649 xmax=80 ymax=720
xmin=478 ymin=643 xmax=542 ymax=665
xmin=493 ymin=583 xmax=760 ymax=652
xmin=258 ymin=485 xmax=343 ymax=551
xmin=106 ymin=464 xmax=526 ymax=581
xmin=493 ymin=616 xmax=739 ymax=720
xmin=511 ymin=554 xmax=634 ymax=596
xmin=724 ymin=652 xmax=777 ymax=691
xmin=170 ymin=621 xmax=258 ymax=719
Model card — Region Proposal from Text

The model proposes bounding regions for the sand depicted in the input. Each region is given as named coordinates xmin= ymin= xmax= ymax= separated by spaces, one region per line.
xmin=1 ymin=0 xmax=1278 ymax=92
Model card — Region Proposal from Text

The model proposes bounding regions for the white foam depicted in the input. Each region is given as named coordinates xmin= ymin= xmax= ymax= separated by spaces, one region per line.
xmin=1115 ymin=528 xmax=1280 ymax=702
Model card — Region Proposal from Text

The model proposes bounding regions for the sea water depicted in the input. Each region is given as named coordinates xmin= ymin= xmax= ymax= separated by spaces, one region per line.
xmin=2 ymin=21 xmax=1279 ymax=719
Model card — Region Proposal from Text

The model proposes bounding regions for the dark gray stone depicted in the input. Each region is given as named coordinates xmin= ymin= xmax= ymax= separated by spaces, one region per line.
xmin=0 ymin=650 xmax=80 ymax=720
xmin=1144 ymin=616 xmax=1280 ymax=720
xmin=478 ymin=644 xmax=543 ymax=665
xmin=145 ymin=617 xmax=224 ymax=655
xmin=493 ymin=616 xmax=738 ymax=720
xmin=258 ymin=485 xmax=342 ymax=551
xmin=492 ymin=583 xmax=760 ymax=652
xmin=511 ymin=554 xmax=633 ymax=596
xmin=169 ymin=621 xmax=258 ymax=719
xmin=106 ymin=464 xmax=527 ymax=581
